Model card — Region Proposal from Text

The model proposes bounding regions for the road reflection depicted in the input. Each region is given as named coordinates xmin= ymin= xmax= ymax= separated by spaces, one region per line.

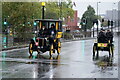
xmin=93 ymin=55 xmax=117 ymax=72
xmin=2 ymin=52 xmax=7 ymax=65
xmin=29 ymin=54 xmax=60 ymax=60
xmin=28 ymin=54 xmax=60 ymax=78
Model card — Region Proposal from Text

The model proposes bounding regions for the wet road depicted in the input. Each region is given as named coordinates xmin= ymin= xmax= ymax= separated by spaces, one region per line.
xmin=0 ymin=36 xmax=119 ymax=79
xmin=0 ymin=35 xmax=2 ymax=49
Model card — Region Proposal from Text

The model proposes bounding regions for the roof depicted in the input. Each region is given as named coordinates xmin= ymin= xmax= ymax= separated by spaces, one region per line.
xmin=34 ymin=19 xmax=62 ymax=22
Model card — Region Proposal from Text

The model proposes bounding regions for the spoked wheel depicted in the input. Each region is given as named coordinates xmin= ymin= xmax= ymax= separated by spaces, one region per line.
xmin=29 ymin=43 xmax=33 ymax=56
xmin=96 ymin=47 xmax=99 ymax=59
xmin=57 ymin=41 xmax=61 ymax=55
xmin=49 ymin=44 xmax=54 ymax=57
xmin=93 ymin=45 xmax=96 ymax=57
xmin=109 ymin=45 xmax=114 ymax=57
xmin=111 ymin=45 xmax=114 ymax=57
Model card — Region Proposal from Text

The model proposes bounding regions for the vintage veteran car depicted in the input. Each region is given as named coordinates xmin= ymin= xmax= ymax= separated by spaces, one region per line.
xmin=29 ymin=19 xmax=62 ymax=57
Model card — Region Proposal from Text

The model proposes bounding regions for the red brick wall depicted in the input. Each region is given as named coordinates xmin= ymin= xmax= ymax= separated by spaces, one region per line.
xmin=66 ymin=10 xmax=79 ymax=31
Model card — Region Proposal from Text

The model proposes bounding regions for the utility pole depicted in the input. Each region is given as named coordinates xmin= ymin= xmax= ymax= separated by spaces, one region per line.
xmin=4 ymin=18 xmax=8 ymax=47
xmin=97 ymin=2 xmax=101 ymax=36
xmin=42 ymin=2 xmax=45 ymax=19
xmin=97 ymin=2 xmax=98 ymax=36
xmin=59 ymin=0 xmax=62 ymax=20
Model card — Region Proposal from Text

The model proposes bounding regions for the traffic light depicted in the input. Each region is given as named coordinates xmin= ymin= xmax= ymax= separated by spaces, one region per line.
xmin=80 ymin=22 xmax=83 ymax=25
xmin=83 ymin=19 xmax=86 ymax=23
xmin=34 ymin=22 xmax=37 ymax=26
xmin=93 ymin=19 xmax=98 ymax=25
xmin=82 ymin=18 xmax=86 ymax=25
xmin=4 ymin=18 xmax=7 ymax=25
xmin=108 ymin=20 xmax=110 ymax=26
xmin=111 ymin=21 xmax=113 ymax=26
xmin=28 ymin=21 xmax=30 ymax=24
xmin=102 ymin=18 xmax=104 ymax=22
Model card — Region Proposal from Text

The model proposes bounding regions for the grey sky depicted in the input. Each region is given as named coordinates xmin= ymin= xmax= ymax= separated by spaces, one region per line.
xmin=1 ymin=0 xmax=119 ymax=19
xmin=72 ymin=0 xmax=119 ymax=18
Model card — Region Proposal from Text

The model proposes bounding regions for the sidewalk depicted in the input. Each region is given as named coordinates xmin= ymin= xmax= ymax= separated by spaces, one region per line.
xmin=1 ymin=37 xmax=96 ymax=51
xmin=61 ymin=37 xmax=96 ymax=42
xmin=2 ymin=45 xmax=28 ymax=51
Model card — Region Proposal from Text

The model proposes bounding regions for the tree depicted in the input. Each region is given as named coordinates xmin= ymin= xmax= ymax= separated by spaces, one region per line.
xmin=2 ymin=1 xmax=74 ymax=39
xmin=45 ymin=1 xmax=74 ymax=19
xmin=81 ymin=5 xmax=97 ymax=30
xmin=2 ymin=2 xmax=41 ymax=39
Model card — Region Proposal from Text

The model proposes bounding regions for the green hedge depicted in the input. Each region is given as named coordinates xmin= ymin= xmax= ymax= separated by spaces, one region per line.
xmin=63 ymin=32 xmax=73 ymax=40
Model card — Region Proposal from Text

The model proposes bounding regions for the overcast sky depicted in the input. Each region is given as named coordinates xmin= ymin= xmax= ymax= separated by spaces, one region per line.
xmin=2 ymin=0 xmax=119 ymax=18
xmin=72 ymin=0 xmax=119 ymax=18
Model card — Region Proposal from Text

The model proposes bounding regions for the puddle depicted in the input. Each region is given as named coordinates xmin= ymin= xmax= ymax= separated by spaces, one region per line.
xmin=93 ymin=55 xmax=117 ymax=73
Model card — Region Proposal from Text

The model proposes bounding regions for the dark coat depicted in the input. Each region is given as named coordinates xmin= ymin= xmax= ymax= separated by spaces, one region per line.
xmin=106 ymin=31 xmax=113 ymax=43
xmin=38 ymin=28 xmax=48 ymax=37
xmin=106 ymin=32 xmax=113 ymax=39
xmin=98 ymin=31 xmax=108 ymax=43
xmin=49 ymin=28 xmax=57 ymax=36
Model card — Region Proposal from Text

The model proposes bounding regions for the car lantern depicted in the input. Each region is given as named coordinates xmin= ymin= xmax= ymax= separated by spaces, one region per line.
xmin=35 ymin=42 xmax=39 ymax=46
xmin=35 ymin=38 xmax=39 ymax=46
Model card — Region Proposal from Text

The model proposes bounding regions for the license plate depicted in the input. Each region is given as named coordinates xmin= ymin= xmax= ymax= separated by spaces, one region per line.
xmin=98 ymin=43 xmax=108 ymax=47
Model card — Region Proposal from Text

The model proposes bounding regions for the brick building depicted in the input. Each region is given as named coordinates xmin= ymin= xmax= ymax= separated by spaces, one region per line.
xmin=63 ymin=10 xmax=80 ymax=31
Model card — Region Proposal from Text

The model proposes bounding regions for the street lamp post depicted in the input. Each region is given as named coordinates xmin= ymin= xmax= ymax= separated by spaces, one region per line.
xmin=83 ymin=18 xmax=87 ymax=37
xmin=118 ymin=19 xmax=120 ymax=32
xmin=113 ymin=3 xmax=117 ymax=32
xmin=59 ymin=0 xmax=62 ymax=20
xmin=111 ymin=3 xmax=116 ymax=31
xmin=97 ymin=2 xmax=101 ymax=36
xmin=42 ymin=2 xmax=45 ymax=19
xmin=4 ymin=18 xmax=8 ymax=47
xmin=93 ymin=26 xmax=94 ymax=37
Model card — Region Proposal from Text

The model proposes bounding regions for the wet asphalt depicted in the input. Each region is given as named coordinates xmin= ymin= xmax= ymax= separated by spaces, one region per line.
xmin=0 ymin=36 xmax=119 ymax=80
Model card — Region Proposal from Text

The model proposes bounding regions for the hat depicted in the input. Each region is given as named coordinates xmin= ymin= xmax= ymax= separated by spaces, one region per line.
xmin=51 ymin=24 xmax=54 ymax=26
xmin=101 ymin=28 xmax=103 ymax=30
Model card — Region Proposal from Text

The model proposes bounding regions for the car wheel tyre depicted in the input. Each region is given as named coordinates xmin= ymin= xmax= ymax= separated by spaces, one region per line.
xmin=109 ymin=46 xmax=112 ymax=57
xmin=49 ymin=44 xmax=53 ymax=57
xmin=93 ymin=45 xmax=96 ymax=57
xmin=96 ymin=47 xmax=99 ymax=59
xmin=110 ymin=45 xmax=114 ymax=57
xmin=57 ymin=41 xmax=61 ymax=55
xmin=112 ymin=46 xmax=114 ymax=57
xmin=29 ymin=43 xmax=33 ymax=56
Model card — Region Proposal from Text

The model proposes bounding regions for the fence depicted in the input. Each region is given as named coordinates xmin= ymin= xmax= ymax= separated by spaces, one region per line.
xmin=2 ymin=31 xmax=93 ymax=49
xmin=2 ymin=32 xmax=34 ymax=49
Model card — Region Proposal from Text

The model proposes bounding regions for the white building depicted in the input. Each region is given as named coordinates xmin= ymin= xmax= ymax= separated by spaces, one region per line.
xmin=118 ymin=1 xmax=120 ymax=31
xmin=105 ymin=9 xmax=118 ymax=21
